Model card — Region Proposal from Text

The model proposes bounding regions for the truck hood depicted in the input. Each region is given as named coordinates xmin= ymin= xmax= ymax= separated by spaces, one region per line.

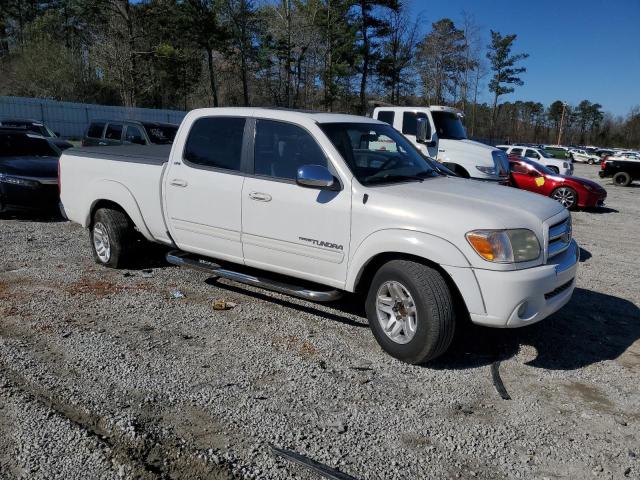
xmin=363 ymin=175 xmax=565 ymax=247
xmin=0 ymin=156 xmax=59 ymax=178
xmin=439 ymin=138 xmax=497 ymax=155
xmin=438 ymin=139 xmax=508 ymax=174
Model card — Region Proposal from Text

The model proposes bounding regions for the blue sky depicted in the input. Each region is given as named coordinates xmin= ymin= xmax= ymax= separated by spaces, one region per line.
xmin=406 ymin=0 xmax=640 ymax=117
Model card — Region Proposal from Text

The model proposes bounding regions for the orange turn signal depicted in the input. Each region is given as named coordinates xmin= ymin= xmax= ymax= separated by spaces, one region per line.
xmin=466 ymin=232 xmax=496 ymax=261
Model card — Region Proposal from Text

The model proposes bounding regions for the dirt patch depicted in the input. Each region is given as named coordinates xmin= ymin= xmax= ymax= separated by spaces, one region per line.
xmin=272 ymin=335 xmax=317 ymax=359
xmin=65 ymin=278 xmax=152 ymax=297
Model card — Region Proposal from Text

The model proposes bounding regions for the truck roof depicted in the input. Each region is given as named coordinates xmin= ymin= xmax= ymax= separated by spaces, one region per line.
xmin=187 ymin=107 xmax=381 ymax=125
xmin=372 ymin=105 xmax=463 ymax=115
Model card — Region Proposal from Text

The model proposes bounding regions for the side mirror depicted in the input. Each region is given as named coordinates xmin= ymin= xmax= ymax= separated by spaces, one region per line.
xmin=416 ymin=117 xmax=429 ymax=143
xmin=296 ymin=164 xmax=339 ymax=190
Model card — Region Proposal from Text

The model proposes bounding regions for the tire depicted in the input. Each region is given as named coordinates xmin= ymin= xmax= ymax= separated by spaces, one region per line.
xmin=587 ymin=158 xmax=595 ymax=165
xmin=551 ymin=186 xmax=578 ymax=209
xmin=548 ymin=166 xmax=560 ymax=174
xmin=90 ymin=208 xmax=133 ymax=268
xmin=365 ymin=260 xmax=455 ymax=364
xmin=613 ymin=172 xmax=632 ymax=187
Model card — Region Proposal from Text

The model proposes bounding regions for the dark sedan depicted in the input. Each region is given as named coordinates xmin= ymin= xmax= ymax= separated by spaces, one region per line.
xmin=0 ymin=129 xmax=61 ymax=214
xmin=0 ymin=118 xmax=73 ymax=150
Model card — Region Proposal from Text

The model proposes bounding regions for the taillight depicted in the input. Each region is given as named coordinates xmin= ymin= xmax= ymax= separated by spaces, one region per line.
xmin=600 ymin=160 xmax=606 ymax=170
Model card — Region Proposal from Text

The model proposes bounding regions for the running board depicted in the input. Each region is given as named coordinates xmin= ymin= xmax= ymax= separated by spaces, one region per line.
xmin=166 ymin=250 xmax=342 ymax=302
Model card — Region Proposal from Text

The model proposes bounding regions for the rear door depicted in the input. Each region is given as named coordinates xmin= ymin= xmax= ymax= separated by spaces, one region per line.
xmin=241 ymin=118 xmax=351 ymax=288
xmin=163 ymin=116 xmax=249 ymax=263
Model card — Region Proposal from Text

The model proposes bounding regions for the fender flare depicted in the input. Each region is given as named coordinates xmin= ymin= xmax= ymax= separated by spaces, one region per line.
xmin=83 ymin=179 xmax=154 ymax=240
xmin=345 ymin=228 xmax=472 ymax=292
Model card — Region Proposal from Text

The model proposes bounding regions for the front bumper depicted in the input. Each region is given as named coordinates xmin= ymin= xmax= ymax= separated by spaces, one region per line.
xmin=579 ymin=189 xmax=607 ymax=208
xmin=469 ymin=240 xmax=579 ymax=328
xmin=0 ymin=181 xmax=60 ymax=211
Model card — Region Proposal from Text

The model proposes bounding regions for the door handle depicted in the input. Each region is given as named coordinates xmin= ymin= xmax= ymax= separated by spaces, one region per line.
xmin=98 ymin=141 xmax=107 ymax=146
xmin=249 ymin=191 xmax=272 ymax=202
xmin=170 ymin=179 xmax=188 ymax=187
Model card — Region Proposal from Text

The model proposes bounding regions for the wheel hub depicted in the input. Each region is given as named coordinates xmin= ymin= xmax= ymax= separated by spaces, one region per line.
xmin=376 ymin=280 xmax=418 ymax=344
xmin=93 ymin=222 xmax=111 ymax=263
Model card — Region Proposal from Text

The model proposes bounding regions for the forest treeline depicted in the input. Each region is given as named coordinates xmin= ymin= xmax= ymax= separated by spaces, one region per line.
xmin=1 ymin=0 xmax=639 ymax=147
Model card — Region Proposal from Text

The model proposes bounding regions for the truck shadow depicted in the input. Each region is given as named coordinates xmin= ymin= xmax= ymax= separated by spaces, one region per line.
xmin=430 ymin=287 xmax=640 ymax=371
xmin=0 ymin=210 xmax=66 ymax=223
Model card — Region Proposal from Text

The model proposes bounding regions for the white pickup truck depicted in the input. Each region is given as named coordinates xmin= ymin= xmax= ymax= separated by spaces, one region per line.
xmin=372 ymin=106 xmax=510 ymax=183
xmin=60 ymin=108 xmax=579 ymax=364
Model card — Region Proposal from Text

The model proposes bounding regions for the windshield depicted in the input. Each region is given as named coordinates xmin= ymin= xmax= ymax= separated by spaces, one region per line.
xmin=431 ymin=111 xmax=467 ymax=140
xmin=319 ymin=122 xmax=439 ymax=186
xmin=143 ymin=123 xmax=178 ymax=144
xmin=0 ymin=133 xmax=59 ymax=157
xmin=522 ymin=158 xmax=555 ymax=176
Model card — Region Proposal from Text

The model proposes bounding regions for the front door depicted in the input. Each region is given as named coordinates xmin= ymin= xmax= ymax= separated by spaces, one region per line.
xmin=163 ymin=116 xmax=248 ymax=263
xmin=241 ymin=119 xmax=351 ymax=288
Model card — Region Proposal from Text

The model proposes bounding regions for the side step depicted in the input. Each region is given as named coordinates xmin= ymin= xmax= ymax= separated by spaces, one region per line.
xmin=166 ymin=250 xmax=343 ymax=302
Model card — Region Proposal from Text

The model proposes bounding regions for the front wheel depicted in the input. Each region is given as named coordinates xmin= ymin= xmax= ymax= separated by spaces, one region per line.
xmin=551 ymin=186 xmax=578 ymax=209
xmin=90 ymin=208 xmax=133 ymax=268
xmin=548 ymin=166 xmax=560 ymax=174
xmin=365 ymin=260 xmax=455 ymax=364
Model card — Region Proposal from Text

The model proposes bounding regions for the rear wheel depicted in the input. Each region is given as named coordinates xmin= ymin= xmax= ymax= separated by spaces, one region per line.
xmin=587 ymin=158 xmax=595 ymax=165
xmin=551 ymin=186 xmax=578 ymax=209
xmin=365 ymin=260 xmax=455 ymax=364
xmin=90 ymin=208 xmax=133 ymax=268
xmin=613 ymin=172 xmax=632 ymax=187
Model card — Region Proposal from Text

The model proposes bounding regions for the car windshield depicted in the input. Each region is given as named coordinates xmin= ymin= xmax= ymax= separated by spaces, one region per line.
xmin=522 ymin=158 xmax=555 ymax=176
xmin=0 ymin=133 xmax=59 ymax=157
xmin=143 ymin=123 xmax=178 ymax=144
xmin=319 ymin=122 xmax=439 ymax=186
xmin=431 ymin=111 xmax=467 ymax=140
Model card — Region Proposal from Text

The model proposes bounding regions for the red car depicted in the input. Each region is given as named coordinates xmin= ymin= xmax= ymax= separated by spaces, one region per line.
xmin=509 ymin=156 xmax=607 ymax=209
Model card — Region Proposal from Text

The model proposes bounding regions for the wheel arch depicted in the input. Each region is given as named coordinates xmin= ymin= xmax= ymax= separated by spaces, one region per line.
xmin=85 ymin=180 xmax=153 ymax=240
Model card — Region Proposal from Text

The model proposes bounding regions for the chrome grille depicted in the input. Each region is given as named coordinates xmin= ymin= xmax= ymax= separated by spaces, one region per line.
xmin=547 ymin=217 xmax=572 ymax=259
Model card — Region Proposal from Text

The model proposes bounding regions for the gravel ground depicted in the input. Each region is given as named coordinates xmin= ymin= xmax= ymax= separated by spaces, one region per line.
xmin=0 ymin=163 xmax=638 ymax=480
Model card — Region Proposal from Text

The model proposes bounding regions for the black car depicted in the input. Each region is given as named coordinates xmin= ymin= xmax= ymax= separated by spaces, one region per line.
xmin=82 ymin=119 xmax=179 ymax=147
xmin=0 ymin=129 xmax=61 ymax=213
xmin=599 ymin=158 xmax=640 ymax=186
xmin=0 ymin=118 xmax=73 ymax=150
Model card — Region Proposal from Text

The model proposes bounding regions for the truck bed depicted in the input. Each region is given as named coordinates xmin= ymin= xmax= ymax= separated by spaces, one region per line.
xmin=60 ymin=144 xmax=172 ymax=244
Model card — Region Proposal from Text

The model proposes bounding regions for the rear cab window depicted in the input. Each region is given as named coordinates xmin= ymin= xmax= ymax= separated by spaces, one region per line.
xmin=376 ymin=111 xmax=395 ymax=126
xmin=87 ymin=122 xmax=106 ymax=139
xmin=183 ymin=117 xmax=246 ymax=171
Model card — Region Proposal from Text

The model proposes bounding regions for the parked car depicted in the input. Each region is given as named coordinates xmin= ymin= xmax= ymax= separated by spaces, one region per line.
xmin=372 ymin=106 xmax=510 ymax=183
xmin=82 ymin=120 xmax=179 ymax=147
xmin=0 ymin=118 xmax=73 ymax=150
xmin=509 ymin=156 xmax=606 ymax=209
xmin=595 ymin=149 xmax=615 ymax=159
xmin=543 ymin=146 xmax=571 ymax=160
xmin=497 ymin=145 xmax=573 ymax=175
xmin=60 ymin=108 xmax=578 ymax=364
xmin=569 ymin=149 xmax=600 ymax=164
xmin=599 ymin=158 xmax=640 ymax=186
xmin=0 ymin=128 xmax=61 ymax=214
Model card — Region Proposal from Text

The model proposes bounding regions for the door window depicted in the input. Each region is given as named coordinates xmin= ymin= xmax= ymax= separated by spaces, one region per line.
xmin=183 ymin=117 xmax=246 ymax=171
xmin=125 ymin=125 xmax=146 ymax=145
xmin=105 ymin=123 xmax=123 ymax=140
xmin=376 ymin=111 xmax=395 ymax=125
xmin=526 ymin=149 xmax=540 ymax=159
xmin=87 ymin=122 xmax=105 ymax=138
xmin=510 ymin=147 xmax=523 ymax=156
xmin=402 ymin=112 xmax=428 ymax=135
xmin=253 ymin=120 xmax=327 ymax=180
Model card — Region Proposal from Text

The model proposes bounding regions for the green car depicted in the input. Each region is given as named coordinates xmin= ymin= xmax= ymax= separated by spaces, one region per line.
xmin=543 ymin=147 xmax=571 ymax=160
xmin=82 ymin=119 xmax=178 ymax=147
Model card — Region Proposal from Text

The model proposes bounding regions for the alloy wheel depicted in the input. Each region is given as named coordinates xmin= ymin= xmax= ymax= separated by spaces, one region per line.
xmin=92 ymin=222 xmax=111 ymax=263
xmin=552 ymin=187 xmax=576 ymax=209
xmin=376 ymin=280 xmax=418 ymax=344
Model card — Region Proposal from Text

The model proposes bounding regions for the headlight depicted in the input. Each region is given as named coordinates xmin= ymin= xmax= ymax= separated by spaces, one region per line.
xmin=476 ymin=165 xmax=496 ymax=175
xmin=466 ymin=229 xmax=541 ymax=263
xmin=0 ymin=173 xmax=39 ymax=187
xmin=582 ymin=183 xmax=593 ymax=191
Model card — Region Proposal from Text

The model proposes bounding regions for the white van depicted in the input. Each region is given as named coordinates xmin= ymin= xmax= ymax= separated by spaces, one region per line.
xmin=372 ymin=106 xmax=509 ymax=183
